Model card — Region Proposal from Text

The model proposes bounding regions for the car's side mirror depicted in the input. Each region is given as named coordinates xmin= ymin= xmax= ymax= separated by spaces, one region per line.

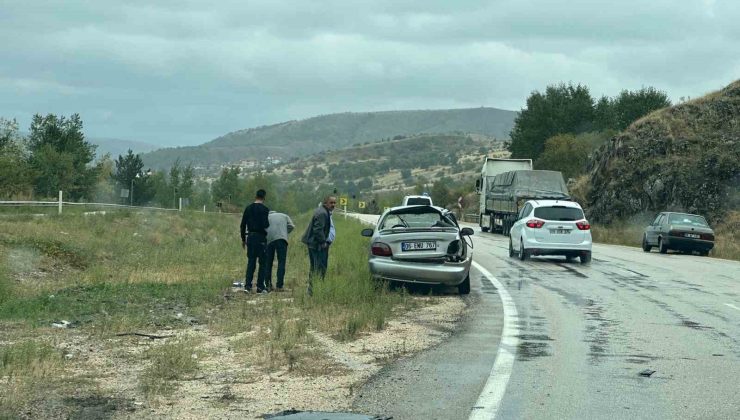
xmin=361 ymin=228 xmax=374 ymax=237
xmin=460 ymin=227 xmax=474 ymax=236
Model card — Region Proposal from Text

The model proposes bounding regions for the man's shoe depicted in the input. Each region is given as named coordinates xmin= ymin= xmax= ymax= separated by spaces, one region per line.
xmin=275 ymin=287 xmax=284 ymax=292
xmin=243 ymin=288 xmax=252 ymax=294
xmin=257 ymin=289 xmax=269 ymax=294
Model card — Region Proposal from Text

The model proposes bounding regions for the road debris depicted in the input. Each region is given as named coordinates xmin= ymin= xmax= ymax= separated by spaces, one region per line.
xmin=639 ymin=369 xmax=656 ymax=377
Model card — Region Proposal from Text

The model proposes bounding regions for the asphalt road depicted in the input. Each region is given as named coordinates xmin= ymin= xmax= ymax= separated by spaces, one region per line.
xmin=351 ymin=217 xmax=740 ymax=419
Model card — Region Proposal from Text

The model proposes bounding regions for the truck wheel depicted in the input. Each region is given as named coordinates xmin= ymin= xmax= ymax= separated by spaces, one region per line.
xmin=481 ymin=225 xmax=489 ymax=233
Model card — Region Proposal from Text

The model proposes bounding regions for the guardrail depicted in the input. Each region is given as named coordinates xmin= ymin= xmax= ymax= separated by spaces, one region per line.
xmin=0 ymin=191 xmax=235 ymax=215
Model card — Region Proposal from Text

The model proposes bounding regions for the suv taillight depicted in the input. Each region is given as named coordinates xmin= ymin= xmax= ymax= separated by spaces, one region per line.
xmin=576 ymin=220 xmax=591 ymax=230
xmin=526 ymin=219 xmax=545 ymax=229
xmin=371 ymin=242 xmax=392 ymax=256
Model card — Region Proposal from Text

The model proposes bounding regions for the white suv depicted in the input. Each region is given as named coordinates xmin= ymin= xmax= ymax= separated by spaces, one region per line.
xmin=509 ymin=200 xmax=592 ymax=264
xmin=402 ymin=195 xmax=433 ymax=206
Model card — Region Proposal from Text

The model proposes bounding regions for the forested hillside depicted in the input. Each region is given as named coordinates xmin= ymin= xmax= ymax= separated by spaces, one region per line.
xmin=141 ymin=107 xmax=516 ymax=170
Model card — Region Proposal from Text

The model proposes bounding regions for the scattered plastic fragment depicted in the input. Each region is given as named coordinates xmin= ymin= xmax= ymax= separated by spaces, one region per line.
xmin=639 ymin=369 xmax=656 ymax=377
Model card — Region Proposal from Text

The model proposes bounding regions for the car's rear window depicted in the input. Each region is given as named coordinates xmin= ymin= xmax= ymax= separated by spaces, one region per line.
xmin=406 ymin=198 xmax=432 ymax=205
xmin=533 ymin=206 xmax=584 ymax=221
xmin=381 ymin=211 xmax=454 ymax=229
xmin=668 ymin=214 xmax=709 ymax=227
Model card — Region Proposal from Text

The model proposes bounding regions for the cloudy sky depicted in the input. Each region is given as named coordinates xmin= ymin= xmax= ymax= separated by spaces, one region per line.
xmin=1 ymin=0 xmax=738 ymax=147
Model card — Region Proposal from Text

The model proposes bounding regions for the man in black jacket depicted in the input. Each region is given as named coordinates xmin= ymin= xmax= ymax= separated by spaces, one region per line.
xmin=301 ymin=195 xmax=336 ymax=295
xmin=240 ymin=189 xmax=270 ymax=293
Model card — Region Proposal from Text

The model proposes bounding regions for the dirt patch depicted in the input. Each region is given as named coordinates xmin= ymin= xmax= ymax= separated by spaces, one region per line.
xmin=4 ymin=295 xmax=466 ymax=419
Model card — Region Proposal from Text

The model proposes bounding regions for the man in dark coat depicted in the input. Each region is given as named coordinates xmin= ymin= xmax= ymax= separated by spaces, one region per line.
xmin=240 ymin=189 xmax=270 ymax=293
xmin=301 ymin=195 xmax=336 ymax=295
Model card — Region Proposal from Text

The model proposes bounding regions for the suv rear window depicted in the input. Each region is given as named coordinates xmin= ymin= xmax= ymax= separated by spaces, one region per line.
xmin=534 ymin=206 xmax=584 ymax=221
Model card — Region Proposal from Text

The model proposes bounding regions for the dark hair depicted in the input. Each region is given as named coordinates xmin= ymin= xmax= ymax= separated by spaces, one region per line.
xmin=256 ymin=189 xmax=267 ymax=199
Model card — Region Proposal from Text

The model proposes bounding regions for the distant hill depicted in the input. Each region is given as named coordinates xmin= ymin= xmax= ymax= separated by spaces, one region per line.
xmin=268 ymin=133 xmax=509 ymax=194
xmin=141 ymin=107 xmax=517 ymax=170
xmin=586 ymin=79 xmax=740 ymax=223
xmin=88 ymin=137 xmax=159 ymax=160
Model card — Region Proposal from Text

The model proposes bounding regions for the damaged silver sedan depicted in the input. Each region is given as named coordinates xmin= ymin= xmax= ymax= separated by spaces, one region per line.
xmin=361 ymin=205 xmax=474 ymax=294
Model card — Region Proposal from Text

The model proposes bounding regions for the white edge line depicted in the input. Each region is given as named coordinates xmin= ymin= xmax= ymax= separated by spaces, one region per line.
xmin=469 ymin=261 xmax=519 ymax=420
xmin=724 ymin=303 xmax=740 ymax=312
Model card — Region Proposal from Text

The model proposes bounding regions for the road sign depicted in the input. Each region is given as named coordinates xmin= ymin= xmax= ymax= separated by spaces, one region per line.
xmin=358 ymin=201 xmax=366 ymax=209
xmin=339 ymin=197 xmax=348 ymax=206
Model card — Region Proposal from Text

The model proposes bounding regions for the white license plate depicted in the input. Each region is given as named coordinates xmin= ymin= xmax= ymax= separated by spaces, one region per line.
xmin=685 ymin=233 xmax=700 ymax=239
xmin=551 ymin=229 xmax=570 ymax=234
xmin=402 ymin=241 xmax=437 ymax=251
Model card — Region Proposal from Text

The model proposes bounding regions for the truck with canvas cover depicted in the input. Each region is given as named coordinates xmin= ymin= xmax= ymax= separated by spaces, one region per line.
xmin=480 ymin=169 xmax=570 ymax=235
xmin=476 ymin=158 xmax=533 ymax=232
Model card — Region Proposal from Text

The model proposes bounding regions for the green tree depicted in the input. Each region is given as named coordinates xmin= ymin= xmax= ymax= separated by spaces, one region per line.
xmin=0 ymin=118 xmax=33 ymax=198
xmin=509 ymin=83 xmax=594 ymax=160
xmin=211 ymin=167 xmax=243 ymax=208
xmin=534 ymin=134 xmax=591 ymax=181
xmin=27 ymin=113 xmax=98 ymax=199
xmin=612 ymin=87 xmax=671 ymax=130
xmin=112 ymin=149 xmax=155 ymax=205
xmin=431 ymin=178 xmax=453 ymax=207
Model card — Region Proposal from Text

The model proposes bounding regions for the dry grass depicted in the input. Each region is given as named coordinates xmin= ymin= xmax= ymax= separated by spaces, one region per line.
xmin=0 ymin=209 xmax=422 ymax=417
xmin=140 ymin=337 xmax=203 ymax=396
xmin=0 ymin=340 xmax=65 ymax=417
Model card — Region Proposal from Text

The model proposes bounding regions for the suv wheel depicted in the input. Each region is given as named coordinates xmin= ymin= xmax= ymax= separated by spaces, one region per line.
xmin=458 ymin=274 xmax=471 ymax=295
xmin=518 ymin=239 xmax=528 ymax=261
xmin=580 ymin=252 xmax=592 ymax=264
xmin=509 ymin=238 xmax=516 ymax=257
xmin=642 ymin=235 xmax=652 ymax=252
xmin=659 ymin=237 xmax=668 ymax=254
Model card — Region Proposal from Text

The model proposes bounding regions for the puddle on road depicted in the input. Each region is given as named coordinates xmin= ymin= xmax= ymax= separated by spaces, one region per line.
xmin=516 ymin=341 xmax=551 ymax=361
xmin=264 ymin=411 xmax=389 ymax=420
xmin=680 ymin=319 xmax=712 ymax=330
xmin=516 ymin=334 xmax=554 ymax=341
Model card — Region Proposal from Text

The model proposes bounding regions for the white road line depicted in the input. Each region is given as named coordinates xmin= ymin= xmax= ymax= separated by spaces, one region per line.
xmin=469 ymin=261 xmax=519 ymax=420
xmin=725 ymin=303 xmax=740 ymax=312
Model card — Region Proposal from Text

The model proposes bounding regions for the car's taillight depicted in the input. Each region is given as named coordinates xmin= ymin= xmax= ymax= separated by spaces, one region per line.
xmin=576 ymin=220 xmax=591 ymax=230
xmin=371 ymin=242 xmax=392 ymax=256
xmin=526 ymin=219 xmax=545 ymax=229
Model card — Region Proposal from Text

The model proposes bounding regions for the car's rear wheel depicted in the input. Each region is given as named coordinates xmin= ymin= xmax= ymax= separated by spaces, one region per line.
xmin=642 ymin=235 xmax=652 ymax=252
xmin=580 ymin=252 xmax=592 ymax=264
xmin=458 ymin=274 xmax=471 ymax=295
xmin=509 ymin=238 xmax=516 ymax=257
xmin=518 ymin=239 xmax=528 ymax=261
xmin=659 ymin=237 xmax=668 ymax=254
xmin=699 ymin=250 xmax=709 ymax=257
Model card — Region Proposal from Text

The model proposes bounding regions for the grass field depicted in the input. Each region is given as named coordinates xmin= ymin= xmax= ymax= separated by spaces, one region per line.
xmin=0 ymin=208 xmax=415 ymax=417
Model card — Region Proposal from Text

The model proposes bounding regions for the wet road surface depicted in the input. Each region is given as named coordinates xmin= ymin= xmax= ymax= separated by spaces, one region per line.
xmin=351 ymin=220 xmax=740 ymax=419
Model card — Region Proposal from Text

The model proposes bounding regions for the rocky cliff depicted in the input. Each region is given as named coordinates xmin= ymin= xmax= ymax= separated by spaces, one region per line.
xmin=587 ymin=79 xmax=740 ymax=223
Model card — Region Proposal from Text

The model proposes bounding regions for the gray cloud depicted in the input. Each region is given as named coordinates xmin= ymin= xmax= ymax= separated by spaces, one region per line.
xmin=0 ymin=0 xmax=737 ymax=147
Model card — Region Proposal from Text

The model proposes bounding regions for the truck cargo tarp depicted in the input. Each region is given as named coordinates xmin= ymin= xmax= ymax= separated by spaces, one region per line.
xmin=489 ymin=170 xmax=569 ymax=199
